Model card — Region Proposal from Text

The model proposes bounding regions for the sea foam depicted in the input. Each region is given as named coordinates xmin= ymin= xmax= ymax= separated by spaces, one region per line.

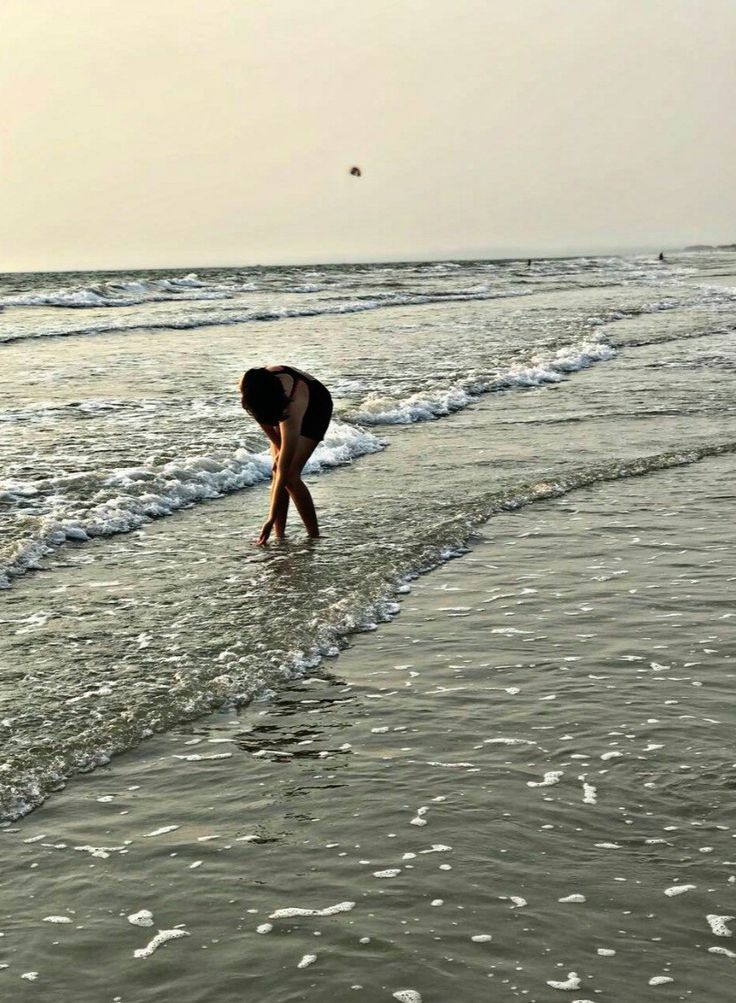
xmin=348 ymin=338 xmax=615 ymax=426
xmin=0 ymin=422 xmax=384 ymax=588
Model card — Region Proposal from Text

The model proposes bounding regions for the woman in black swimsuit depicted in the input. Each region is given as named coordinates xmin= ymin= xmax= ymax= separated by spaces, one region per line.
xmin=239 ymin=365 xmax=333 ymax=544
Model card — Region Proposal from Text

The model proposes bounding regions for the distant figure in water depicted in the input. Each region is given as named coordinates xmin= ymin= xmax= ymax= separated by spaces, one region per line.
xmin=526 ymin=258 xmax=532 ymax=268
xmin=239 ymin=366 xmax=333 ymax=545
xmin=659 ymin=251 xmax=665 ymax=261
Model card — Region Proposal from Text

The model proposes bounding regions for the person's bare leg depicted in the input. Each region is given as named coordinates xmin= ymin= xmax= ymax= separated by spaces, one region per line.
xmin=270 ymin=476 xmax=290 ymax=537
xmin=285 ymin=437 xmax=321 ymax=537
xmin=286 ymin=479 xmax=319 ymax=536
xmin=269 ymin=440 xmax=289 ymax=537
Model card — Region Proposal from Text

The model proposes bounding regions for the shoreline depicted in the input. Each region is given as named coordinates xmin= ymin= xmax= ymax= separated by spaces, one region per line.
xmin=2 ymin=455 xmax=735 ymax=1001
xmin=3 ymin=431 xmax=735 ymax=823
xmin=2 ymin=254 xmax=735 ymax=999
xmin=3 ymin=292 xmax=736 ymax=821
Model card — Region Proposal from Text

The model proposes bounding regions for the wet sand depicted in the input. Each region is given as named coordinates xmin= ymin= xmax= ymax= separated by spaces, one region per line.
xmin=2 ymin=454 xmax=735 ymax=1002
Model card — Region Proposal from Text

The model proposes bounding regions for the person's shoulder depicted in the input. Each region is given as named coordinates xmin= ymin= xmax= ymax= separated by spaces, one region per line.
xmin=267 ymin=366 xmax=298 ymax=397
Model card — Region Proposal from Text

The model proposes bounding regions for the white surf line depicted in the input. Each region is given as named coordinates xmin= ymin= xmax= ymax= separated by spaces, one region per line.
xmin=0 ymin=423 xmax=385 ymax=588
xmin=349 ymin=336 xmax=616 ymax=426
xmin=0 ymin=287 xmax=534 ymax=345
xmin=345 ymin=293 xmax=714 ymax=430
xmin=5 ymin=438 xmax=736 ymax=822
xmin=0 ymin=295 xmax=703 ymax=591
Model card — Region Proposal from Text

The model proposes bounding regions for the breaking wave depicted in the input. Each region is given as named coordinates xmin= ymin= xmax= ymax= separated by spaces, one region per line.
xmin=349 ymin=338 xmax=615 ymax=425
xmin=2 ymin=436 xmax=734 ymax=820
xmin=0 ymin=423 xmax=385 ymax=588
xmin=0 ymin=288 xmax=534 ymax=345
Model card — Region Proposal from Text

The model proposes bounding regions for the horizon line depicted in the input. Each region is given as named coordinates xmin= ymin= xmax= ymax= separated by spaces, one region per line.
xmin=2 ymin=242 xmax=729 ymax=276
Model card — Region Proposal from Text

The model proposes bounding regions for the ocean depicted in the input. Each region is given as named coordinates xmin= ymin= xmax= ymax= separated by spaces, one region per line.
xmin=1 ymin=252 xmax=735 ymax=1000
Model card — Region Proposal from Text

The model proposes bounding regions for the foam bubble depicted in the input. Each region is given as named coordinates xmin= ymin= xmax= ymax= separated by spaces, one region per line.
xmin=144 ymin=825 xmax=179 ymax=838
xmin=547 ymin=972 xmax=581 ymax=991
xmin=297 ymin=953 xmax=317 ymax=969
xmin=410 ymin=806 xmax=429 ymax=826
xmin=664 ymin=884 xmax=696 ymax=897
xmin=484 ymin=738 xmax=534 ymax=745
xmin=270 ymin=901 xmax=355 ymax=919
xmin=74 ymin=844 xmax=124 ymax=858
xmin=128 ymin=910 xmax=154 ymax=927
xmin=582 ymin=783 xmax=597 ymax=805
xmin=528 ymin=771 xmax=563 ymax=788
xmin=134 ymin=928 xmax=189 ymax=959
xmin=706 ymin=914 xmax=734 ymax=937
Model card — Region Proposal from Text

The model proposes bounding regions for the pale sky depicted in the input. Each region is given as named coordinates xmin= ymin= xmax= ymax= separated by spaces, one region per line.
xmin=2 ymin=0 xmax=735 ymax=271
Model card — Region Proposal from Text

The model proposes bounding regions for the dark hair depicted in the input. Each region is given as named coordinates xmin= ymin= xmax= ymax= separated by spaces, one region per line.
xmin=240 ymin=368 xmax=290 ymax=425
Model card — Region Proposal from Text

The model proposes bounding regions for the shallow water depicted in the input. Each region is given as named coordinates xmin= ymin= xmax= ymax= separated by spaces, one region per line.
xmin=1 ymin=457 xmax=735 ymax=1001
xmin=1 ymin=251 xmax=736 ymax=997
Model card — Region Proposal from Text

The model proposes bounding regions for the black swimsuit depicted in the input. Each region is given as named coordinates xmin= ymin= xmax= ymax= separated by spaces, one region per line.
xmin=278 ymin=366 xmax=333 ymax=442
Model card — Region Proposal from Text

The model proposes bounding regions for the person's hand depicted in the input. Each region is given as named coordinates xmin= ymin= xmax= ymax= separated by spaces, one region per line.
xmin=256 ymin=518 xmax=275 ymax=546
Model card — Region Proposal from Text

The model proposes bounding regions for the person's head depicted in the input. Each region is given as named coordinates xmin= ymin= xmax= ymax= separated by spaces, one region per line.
xmin=239 ymin=368 xmax=290 ymax=425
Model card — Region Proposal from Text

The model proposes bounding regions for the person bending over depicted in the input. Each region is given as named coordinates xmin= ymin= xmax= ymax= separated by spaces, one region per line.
xmin=239 ymin=365 xmax=333 ymax=545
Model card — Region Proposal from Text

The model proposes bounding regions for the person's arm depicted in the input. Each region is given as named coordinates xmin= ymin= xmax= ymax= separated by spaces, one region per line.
xmin=257 ymin=421 xmax=282 ymax=474
xmin=257 ymin=421 xmax=281 ymax=452
xmin=256 ymin=392 xmax=307 ymax=544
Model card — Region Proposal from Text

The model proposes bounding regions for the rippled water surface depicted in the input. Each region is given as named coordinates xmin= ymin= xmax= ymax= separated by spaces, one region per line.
xmin=1 ymin=252 xmax=735 ymax=999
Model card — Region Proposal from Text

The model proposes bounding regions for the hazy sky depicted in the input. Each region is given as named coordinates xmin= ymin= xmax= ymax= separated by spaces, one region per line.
xmin=2 ymin=0 xmax=735 ymax=271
